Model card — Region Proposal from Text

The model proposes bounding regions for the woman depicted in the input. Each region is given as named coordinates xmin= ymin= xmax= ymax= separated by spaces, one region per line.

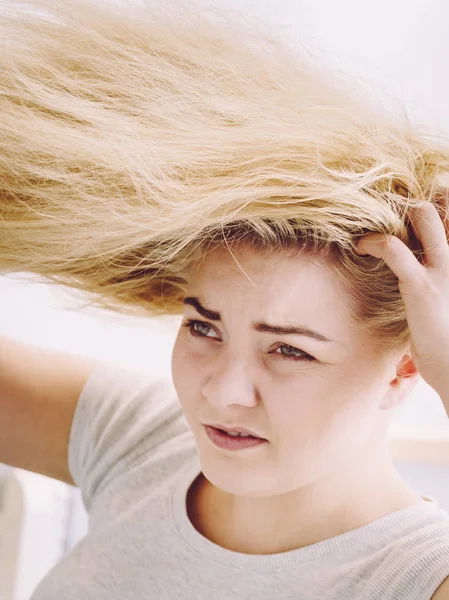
xmin=2 ymin=0 xmax=449 ymax=598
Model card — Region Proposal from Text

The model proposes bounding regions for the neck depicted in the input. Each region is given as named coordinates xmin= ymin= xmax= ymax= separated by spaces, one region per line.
xmin=188 ymin=447 xmax=424 ymax=555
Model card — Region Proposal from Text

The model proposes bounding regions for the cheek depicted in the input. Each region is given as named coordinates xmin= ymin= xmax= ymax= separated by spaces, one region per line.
xmin=171 ymin=333 xmax=194 ymax=379
xmin=171 ymin=339 xmax=194 ymax=400
xmin=271 ymin=405 xmax=373 ymax=489
xmin=269 ymin=391 xmax=375 ymax=454
xmin=171 ymin=335 xmax=206 ymax=418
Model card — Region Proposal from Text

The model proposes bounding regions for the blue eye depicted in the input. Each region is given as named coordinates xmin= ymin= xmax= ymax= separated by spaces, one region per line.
xmin=181 ymin=319 xmax=316 ymax=363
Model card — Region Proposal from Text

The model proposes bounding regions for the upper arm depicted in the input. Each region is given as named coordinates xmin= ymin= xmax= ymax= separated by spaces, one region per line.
xmin=432 ymin=576 xmax=449 ymax=599
xmin=0 ymin=336 xmax=100 ymax=486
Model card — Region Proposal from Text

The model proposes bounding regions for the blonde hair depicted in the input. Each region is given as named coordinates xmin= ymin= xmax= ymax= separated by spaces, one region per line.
xmin=1 ymin=0 xmax=449 ymax=352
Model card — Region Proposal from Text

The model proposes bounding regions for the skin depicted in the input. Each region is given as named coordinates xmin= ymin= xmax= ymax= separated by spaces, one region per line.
xmin=171 ymin=243 xmax=426 ymax=555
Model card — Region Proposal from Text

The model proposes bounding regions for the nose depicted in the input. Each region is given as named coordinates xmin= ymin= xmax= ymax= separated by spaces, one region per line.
xmin=201 ymin=357 xmax=259 ymax=410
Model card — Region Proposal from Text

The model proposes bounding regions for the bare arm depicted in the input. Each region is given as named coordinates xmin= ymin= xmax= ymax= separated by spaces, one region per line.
xmin=0 ymin=335 xmax=101 ymax=485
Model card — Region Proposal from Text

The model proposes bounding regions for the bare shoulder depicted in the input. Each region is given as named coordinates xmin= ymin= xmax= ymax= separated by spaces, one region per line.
xmin=432 ymin=576 xmax=449 ymax=599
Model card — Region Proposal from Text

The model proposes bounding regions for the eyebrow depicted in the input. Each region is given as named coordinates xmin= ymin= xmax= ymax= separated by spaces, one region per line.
xmin=183 ymin=296 xmax=334 ymax=343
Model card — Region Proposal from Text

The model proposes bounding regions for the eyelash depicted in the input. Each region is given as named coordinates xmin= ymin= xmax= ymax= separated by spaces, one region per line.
xmin=181 ymin=319 xmax=316 ymax=363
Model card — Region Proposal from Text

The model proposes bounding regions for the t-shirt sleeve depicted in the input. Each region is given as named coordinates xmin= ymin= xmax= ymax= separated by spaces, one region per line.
xmin=67 ymin=361 xmax=185 ymax=512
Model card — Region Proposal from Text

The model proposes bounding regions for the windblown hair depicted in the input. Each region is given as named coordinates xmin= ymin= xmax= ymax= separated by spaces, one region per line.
xmin=1 ymin=0 xmax=449 ymax=352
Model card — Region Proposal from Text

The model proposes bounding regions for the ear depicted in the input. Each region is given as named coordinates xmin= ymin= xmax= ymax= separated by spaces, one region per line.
xmin=379 ymin=349 xmax=422 ymax=410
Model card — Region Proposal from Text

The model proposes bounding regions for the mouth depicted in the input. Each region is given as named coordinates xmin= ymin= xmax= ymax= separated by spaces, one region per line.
xmin=204 ymin=422 xmax=266 ymax=440
xmin=204 ymin=425 xmax=269 ymax=450
xmin=215 ymin=428 xmax=260 ymax=439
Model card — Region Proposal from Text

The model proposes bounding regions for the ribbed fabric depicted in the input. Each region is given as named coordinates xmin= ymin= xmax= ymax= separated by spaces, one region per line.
xmin=31 ymin=362 xmax=449 ymax=600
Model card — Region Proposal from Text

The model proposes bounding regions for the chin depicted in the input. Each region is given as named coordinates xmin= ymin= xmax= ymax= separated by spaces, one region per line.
xmin=196 ymin=451 xmax=278 ymax=497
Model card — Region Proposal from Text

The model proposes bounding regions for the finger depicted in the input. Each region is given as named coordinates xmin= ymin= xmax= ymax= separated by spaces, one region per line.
xmin=410 ymin=202 xmax=449 ymax=270
xmin=433 ymin=186 xmax=449 ymax=227
xmin=368 ymin=234 xmax=427 ymax=292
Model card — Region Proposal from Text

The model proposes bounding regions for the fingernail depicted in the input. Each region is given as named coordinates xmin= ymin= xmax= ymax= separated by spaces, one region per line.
xmin=356 ymin=235 xmax=386 ymax=256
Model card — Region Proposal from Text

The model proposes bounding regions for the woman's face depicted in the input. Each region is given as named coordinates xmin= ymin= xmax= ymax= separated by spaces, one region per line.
xmin=171 ymin=244 xmax=419 ymax=497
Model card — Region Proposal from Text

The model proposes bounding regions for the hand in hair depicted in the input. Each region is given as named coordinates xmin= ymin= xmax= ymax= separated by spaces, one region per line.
xmin=356 ymin=198 xmax=449 ymax=402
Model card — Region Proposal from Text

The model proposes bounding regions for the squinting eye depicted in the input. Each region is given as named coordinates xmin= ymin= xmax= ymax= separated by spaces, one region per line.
xmin=181 ymin=319 xmax=316 ymax=363
xmin=182 ymin=318 xmax=218 ymax=339
xmin=273 ymin=344 xmax=316 ymax=362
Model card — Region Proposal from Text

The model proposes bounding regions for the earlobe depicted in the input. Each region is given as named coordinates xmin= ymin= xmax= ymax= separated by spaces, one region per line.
xmin=378 ymin=356 xmax=422 ymax=411
xmin=379 ymin=385 xmax=410 ymax=410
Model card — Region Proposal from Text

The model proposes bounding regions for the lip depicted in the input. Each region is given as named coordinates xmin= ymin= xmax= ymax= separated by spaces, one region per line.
xmin=204 ymin=421 xmax=266 ymax=440
xmin=204 ymin=425 xmax=268 ymax=450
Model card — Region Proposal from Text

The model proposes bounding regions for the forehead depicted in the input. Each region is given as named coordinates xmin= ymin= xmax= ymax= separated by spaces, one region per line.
xmin=187 ymin=245 xmax=356 ymax=338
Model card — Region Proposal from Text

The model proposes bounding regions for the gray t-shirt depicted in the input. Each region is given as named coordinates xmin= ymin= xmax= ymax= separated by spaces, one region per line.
xmin=31 ymin=362 xmax=449 ymax=600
